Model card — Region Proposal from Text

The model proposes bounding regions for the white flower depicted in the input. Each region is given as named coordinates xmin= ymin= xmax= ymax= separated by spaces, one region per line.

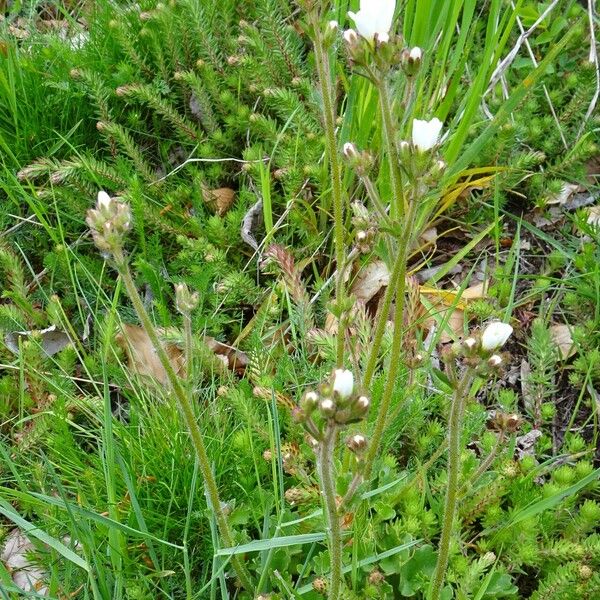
xmin=332 ymin=368 xmax=354 ymax=399
xmin=412 ymin=117 xmax=443 ymax=152
xmin=409 ymin=46 xmax=422 ymax=61
xmin=481 ymin=322 xmax=513 ymax=351
xmin=97 ymin=190 xmax=112 ymax=211
xmin=348 ymin=0 xmax=396 ymax=43
xmin=328 ymin=20 xmax=339 ymax=31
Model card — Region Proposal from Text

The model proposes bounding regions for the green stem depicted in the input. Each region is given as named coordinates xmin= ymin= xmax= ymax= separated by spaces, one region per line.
xmin=317 ymin=424 xmax=343 ymax=600
xmin=116 ymin=257 xmax=254 ymax=594
xmin=313 ymin=19 xmax=345 ymax=368
xmin=430 ymin=373 xmax=471 ymax=600
xmin=378 ymin=75 xmax=405 ymax=220
xmin=361 ymin=222 xmax=411 ymax=481
xmin=361 ymin=72 xmax=412 ymax=390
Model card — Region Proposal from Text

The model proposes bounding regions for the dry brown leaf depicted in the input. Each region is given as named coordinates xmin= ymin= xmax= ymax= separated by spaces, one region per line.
xmin=116 ymin=324 xmax=249 ymax=384
xmin=4 ymin=325 xmax=72 ymax=358
xmin=116 ymin=324 xmax=185 ymax=385
xmin=419 ymin=227 xmax=438 ymax=245
xmin=1 ymin=529 xmax=48 ymax=596
xmin=549 ymin=324 xmax=577 ymax=360
xmin=585 ymin=205 xmax=600 ymax=227
xmin=350 ymin=260 xmax=390 ymax=304
xmin=202 ymin=187 xmax=235 ymax=216
xmin=420 ymin=281 xmax=488 ymax=343
xmin=546 ymin=182 xmax=580 ymax=206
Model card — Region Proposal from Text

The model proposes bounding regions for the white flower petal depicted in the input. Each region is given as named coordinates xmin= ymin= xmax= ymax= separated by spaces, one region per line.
xmin=481 ymin=322 xmax=513 ymax=351
xmin=332 ymin=368 xmax=354 ymax=399
xmin=412 ymin=117 xmax=443 ymax=152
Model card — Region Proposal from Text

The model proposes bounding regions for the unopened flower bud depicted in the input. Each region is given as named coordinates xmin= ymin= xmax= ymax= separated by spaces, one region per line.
xmin=97 ymin=190 xmax=112 ymax=211
xmin=356 ymin=395 xmax=370 ymax=411
xmin=343 ymin=28 xmax=359 ymax=46
xmin=312 ymin=577 xmax=328 ymax=595
xmin=356 ymin=230 xmax=367 ymax=242
xmin=399 ymin=140 xmax=411 ymax=159
xmin=292 ymin=406 xmax=307 ymax=423
xmin=342 ymin=142 xmax=359 ymax=160
xmin=346 ymin=434 xmax=367 ymax=453
xmin=463 ymin=337 xmax=477 ymax=351
xmin=301 ymin=390 xmax=319 ymax=411
xmin=368 ymin=569 xmax=385 ymax=585
xmin=488 ymin=354 xmax=503 ymax=368
xmin=175 ymin=282 xmax=199 ymax=314
xmin=431 ymin=159 xmax=446 ymax=177
xmin=328 ymin=20 xmax=338 ymax=31
xmin=409 ymin=46 xmax=422 ymax=61
xmin=319 ymin=398 xmax=336 ymax=418
xmin=86 ymin=191 xmax=132 ymax=256
xmin=402 ymin=46 xmax=423 ymax=76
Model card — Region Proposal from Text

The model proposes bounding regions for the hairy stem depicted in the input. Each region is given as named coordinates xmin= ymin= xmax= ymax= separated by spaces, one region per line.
xmin=116 ymin=256 xmax=254 ymax=593
xmin=378 ymin=75 xmax=405 ymax=220
xmin=312 ymin=19 xmax=346 ymax=367
xmin=317 ymin=424 xmax=343 ymax=600
xmin=430 ymin=373 xmax=471 ymax=600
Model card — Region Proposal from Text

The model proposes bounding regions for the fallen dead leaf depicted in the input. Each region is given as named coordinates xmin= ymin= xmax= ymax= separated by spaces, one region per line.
xmin=202 ymin=187 xmax=235 ymax=216
xmin=4 ymin=325 xmax=72 ymax=357
xmin=420 ymin=281 xmax=488 ymax=343
xmin=546 ymin=182 xmax=580 ymax=206
xmin=350 ymin=260 xmax=390 ymax=304
xmin=116 ymin=324 xmax=185 ymax=385
xmin=116 ymin=324 xmax=249 ymax=384
xmin=549 ymin=323 xmax=577 ymax=360
xmin=1 ymin=529 xmax=48 ymax=596
xmin=585 ymin=205 xmax=600 ymax=227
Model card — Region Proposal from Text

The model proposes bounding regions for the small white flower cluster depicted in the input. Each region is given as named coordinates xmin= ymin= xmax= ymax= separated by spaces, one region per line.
xmin=461 ymin=321 xmax=513 ymax=370
xmin=297 ymin=369 xmax=370 ymax=444
xmin=86 ymin=191 xmax=132 ymax=256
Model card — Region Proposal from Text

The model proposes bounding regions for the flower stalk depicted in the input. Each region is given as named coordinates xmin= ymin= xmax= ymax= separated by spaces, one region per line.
xmin=311 ymin=12 xmax=346 ymax=368
xmin=87 ymin=193 xmax=254 ymax=594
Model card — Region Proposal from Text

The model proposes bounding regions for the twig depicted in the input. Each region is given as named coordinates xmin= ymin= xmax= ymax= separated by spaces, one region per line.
xmin=486 ymin=0 xmax=561 ymax=93
xmin=578 ymin=0 xmax=600 ymax=137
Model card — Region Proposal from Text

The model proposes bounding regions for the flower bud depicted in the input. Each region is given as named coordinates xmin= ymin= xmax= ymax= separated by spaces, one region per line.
xmin=346 ymin=433 xmax=367 ymax=453
xmin=86 ymin=191 xmax=132 ymax=256
xmin=402 ymin=46 xmax=423 ymax=76
xmin=342 ymin=142 xmax=359 ymax=160
xmin=488 ymin=354 xmax=503 ymax=368
xmin=301 ymin=390 xmax=319 ymax=412
xmin=463 ymin=337 xmax=477 ymax=353
xmin=481 ymin=322 xmax=513 ymax=351
xmin=328 ymin=20 xmax=338 ymax=32
xmin=319 ymin=398 xmax=336 ymax=418
xmin=343 ymin=28 xmax=359 ymax=46
xmin=175 ymin=282 xmax=199 ymax=314
xmin=332 ymin=369 xmax=354 ymax=399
